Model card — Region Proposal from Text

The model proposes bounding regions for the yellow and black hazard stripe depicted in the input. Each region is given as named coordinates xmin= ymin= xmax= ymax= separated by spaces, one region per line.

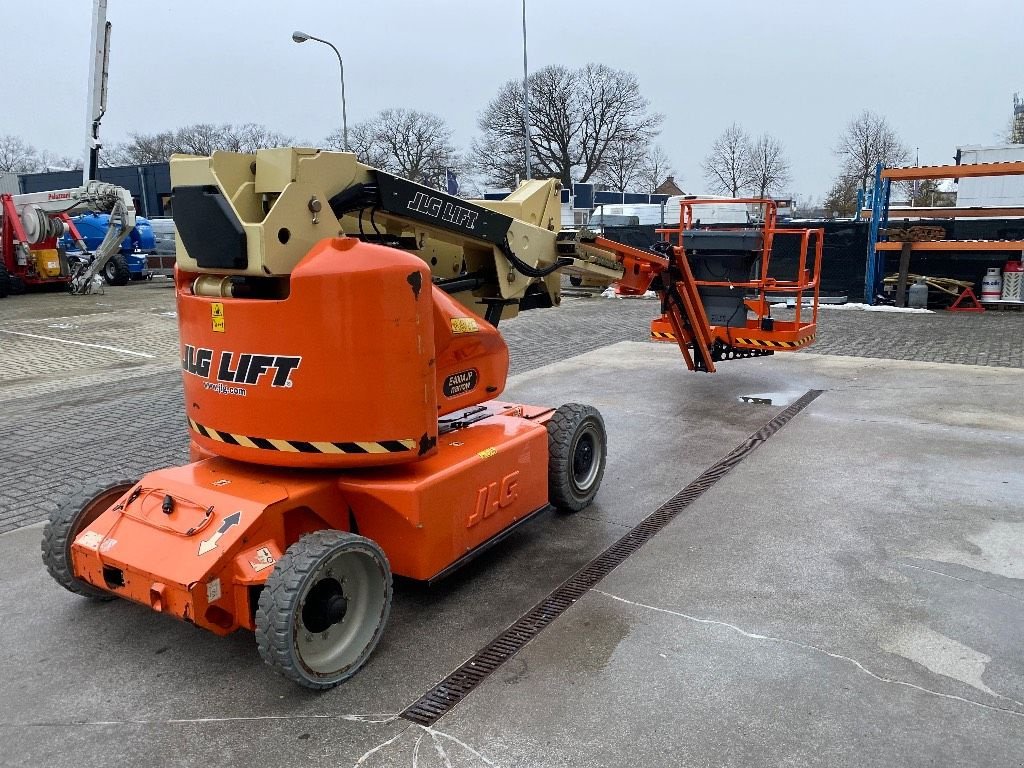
xmin=187 ymin=418 xmax=418 ymax=455
xmin=651 ymin=330 xmax=677 ymax=341
xmin=732 ymin=333 xmax=815 ymax=350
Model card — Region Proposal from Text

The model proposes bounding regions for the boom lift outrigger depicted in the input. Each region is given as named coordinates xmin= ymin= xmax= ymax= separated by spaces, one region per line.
xmin=42 ymin=148 xmax=821 ymax=688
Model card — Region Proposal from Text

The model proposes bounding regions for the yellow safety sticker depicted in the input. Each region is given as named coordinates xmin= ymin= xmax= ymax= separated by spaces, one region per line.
xmin=451 ymin=317 xmax=479 ymax=334
xmin=477 ymin=447 xmax=497 ymax=459
xmin=212 ymin=302 xmax=225 ymax=333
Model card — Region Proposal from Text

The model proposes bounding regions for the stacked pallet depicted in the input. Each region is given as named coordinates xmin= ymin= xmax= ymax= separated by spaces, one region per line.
xmin=882 ymin=226 xmax=947 ymax=243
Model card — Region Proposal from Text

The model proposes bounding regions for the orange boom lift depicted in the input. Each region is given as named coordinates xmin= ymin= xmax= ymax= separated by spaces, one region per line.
xmin=43 ymin=149 xmax=821 ymax=688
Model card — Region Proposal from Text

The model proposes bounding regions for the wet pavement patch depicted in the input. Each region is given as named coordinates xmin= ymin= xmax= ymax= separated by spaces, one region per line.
xmin=401 ymin=389 xmax=824 ymax=726
xmin=738 ymin=390 xmax=806 ymax=406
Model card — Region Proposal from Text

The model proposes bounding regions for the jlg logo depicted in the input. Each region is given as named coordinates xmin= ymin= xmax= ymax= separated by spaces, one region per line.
xmin=467 ymin=471 xmax=519 ymax=528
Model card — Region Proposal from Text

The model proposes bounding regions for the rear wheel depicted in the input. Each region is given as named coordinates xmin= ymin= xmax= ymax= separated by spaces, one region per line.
xmin=102 ymin=254 xmax=130 ymax=286
xmin=255 ymin=530 xmax=392 ymax=689
xmin=547 ymin=403 xmax=607 ymax=512
xmin=0 ymin=259 xmax=9 ymax=298
xmin=41 ymin=480 xmax=135 ymax=599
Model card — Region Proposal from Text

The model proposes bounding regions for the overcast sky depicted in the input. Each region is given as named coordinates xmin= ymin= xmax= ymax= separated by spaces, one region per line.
xmin=2 ymin=0 xmax=1020 ymax=198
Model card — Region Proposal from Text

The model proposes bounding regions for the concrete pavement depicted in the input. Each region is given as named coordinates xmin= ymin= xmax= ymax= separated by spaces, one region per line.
xmin=1 ymin=339 xmax=1022 ymax=767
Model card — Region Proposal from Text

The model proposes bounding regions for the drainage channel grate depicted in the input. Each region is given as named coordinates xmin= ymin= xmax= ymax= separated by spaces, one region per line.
xmin=401 ymin=389 xmax=824 ymax=726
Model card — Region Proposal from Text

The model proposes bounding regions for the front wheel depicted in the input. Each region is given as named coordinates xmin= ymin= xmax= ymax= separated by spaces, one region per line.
xmin=255 ymin=530 xmax=392 ymax=689
xmin=547 ymin=403 xmax=607 ymax=512
xmin=102 ymin=254 xmax=130 ymax=286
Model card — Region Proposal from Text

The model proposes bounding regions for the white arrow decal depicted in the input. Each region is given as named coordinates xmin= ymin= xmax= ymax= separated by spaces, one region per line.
xmin=197 ymin=511 xmax=242 ymax=556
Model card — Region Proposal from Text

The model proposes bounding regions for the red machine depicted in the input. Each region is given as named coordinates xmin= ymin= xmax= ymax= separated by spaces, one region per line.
xmin=42 ymin=150 xmax=822 ymax=689
xmin=0 ymin=183 xmax=136 ymax=296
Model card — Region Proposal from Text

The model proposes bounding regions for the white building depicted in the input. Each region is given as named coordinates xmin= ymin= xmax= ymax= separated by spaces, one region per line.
xmin=955 ymin=144 xmax=1024 ymax=208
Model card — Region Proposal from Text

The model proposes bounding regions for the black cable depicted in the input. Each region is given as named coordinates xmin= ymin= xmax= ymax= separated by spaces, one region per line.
xmin=500 ymin=238 xmax=571 ymax=278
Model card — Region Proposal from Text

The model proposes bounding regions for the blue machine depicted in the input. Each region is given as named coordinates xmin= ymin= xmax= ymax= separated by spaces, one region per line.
xmin=62 ymin=213 xmax=154 ymax=280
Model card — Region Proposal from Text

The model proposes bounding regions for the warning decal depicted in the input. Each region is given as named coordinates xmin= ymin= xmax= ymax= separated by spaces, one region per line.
xmin=450 ymin=317 xmax=479 ymax=334
xmin=211 ymin=302 xmax=225 ymax=333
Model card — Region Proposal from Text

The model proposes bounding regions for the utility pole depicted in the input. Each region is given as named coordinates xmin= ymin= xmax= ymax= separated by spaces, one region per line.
xmin=84 ymin=0 xmax=111 ymax=182
xmin=522 ymin=0 xmax=532 ymax=180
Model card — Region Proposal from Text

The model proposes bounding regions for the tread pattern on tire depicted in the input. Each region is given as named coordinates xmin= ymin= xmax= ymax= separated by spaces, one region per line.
xmin=41 ymin=479 xmax=135 ymax=600
xmin=255 ymin=529 xmax=392 ymax=690
xmin=547 ymin=402 xmax=607 ymax=512
xmin=103 ymin=254 xmax=130 ymax=286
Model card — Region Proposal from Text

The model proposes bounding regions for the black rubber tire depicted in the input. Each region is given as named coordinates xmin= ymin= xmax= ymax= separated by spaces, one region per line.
xmin=7 ymin=274 xmax=26 ymax=295
xmin=255 ymin=530 xmax=392 ymax=690
xmin=102 ymin=254 xmax=131 ymax=286
xmin=547 ymin=403 xmax=607 ymax=512
xmin=569 ymin=275 xmax=583 ymax=287
xmin=41 ymin=479 xmax=135 ymax=600
xmin=0 ymin=259 xmax=9 ymax=298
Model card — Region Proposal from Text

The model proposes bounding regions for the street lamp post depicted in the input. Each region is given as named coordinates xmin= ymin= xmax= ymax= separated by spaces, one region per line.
xmin=292 ymin=30 xmax=349 ymax=151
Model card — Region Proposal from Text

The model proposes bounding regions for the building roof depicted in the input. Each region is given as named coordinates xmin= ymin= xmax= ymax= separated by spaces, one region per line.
xmin=654 ymin=176 xmax=684 ymax=196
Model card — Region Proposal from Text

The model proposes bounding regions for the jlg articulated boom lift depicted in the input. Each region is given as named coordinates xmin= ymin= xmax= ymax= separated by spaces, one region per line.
xmin=0 ymin=182 xmax=136 ymax=296
xmin=42 ymin=148 xmax=822 ymax=688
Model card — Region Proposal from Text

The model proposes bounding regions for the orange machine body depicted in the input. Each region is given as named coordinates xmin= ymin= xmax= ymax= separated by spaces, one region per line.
xmin=70 ymin=236 xmax=558 ymax=636
xmin=71 ymin=402 xmax=553 ymax=635
xmin=177 ymin=237 xmax=509 ymax=469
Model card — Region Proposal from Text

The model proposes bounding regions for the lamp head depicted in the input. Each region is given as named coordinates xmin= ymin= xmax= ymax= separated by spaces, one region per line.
xmin=291 ymin=31 xmax=311 ymax=43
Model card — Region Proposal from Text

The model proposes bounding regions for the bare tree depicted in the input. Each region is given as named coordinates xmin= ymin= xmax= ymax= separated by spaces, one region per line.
xmin=0 ymin=135 xmax=40 ymax=172
xmin=104 ymin=131 xmax=178 ymax=165
xmin=37 ymin=150 xmax=83 ymax=171
xmin=328 ymin=109 xmax=459 ymax=190
xmin=702 ymin=123 xmax=754 ymax=196
xmin=823 ymin=174 xmax=859 ymax=217
xmin=747 ymin=134 xmax=791 ymax=199
xmin=105 ymin=123 xmax=292 ymax=166
xmin=636 ymin=145 xmax=677 ymax=194
xmin=792 ymin=195 xmax=819 ymax=217
xmin=594 ymin=139 xmax=647 ymax=190
xmin=472 ymin=63 xmax=662 ymax=188
xmin=834 ymin=110 xmax=910 ymax=193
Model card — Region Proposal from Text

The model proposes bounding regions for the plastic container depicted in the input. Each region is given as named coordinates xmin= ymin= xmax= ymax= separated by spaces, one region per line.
xmin=980 ymin=267 xmax=1002 ymax=303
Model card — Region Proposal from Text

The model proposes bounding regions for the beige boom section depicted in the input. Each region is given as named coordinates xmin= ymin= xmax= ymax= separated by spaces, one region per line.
xmin=171 ymin=147 xmax=620 ymax=320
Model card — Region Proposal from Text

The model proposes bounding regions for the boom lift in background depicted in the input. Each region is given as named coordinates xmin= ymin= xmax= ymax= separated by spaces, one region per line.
xmin=0 ymin=182 xmax=136 ymax=296
xmin=42 ymin=148 xmax=822 ymax=689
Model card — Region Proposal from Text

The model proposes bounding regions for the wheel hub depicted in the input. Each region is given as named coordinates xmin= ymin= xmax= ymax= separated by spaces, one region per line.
xmin=572 ymin=431 xmax=600 ymax=490
xmin=301 ymin=578 xmax=348 ymax=634
xmin=292 ymin=543 xmax=390 ymax=679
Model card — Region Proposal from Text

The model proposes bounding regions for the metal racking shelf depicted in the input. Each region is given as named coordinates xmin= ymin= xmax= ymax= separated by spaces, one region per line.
xmin=864 ymin=161 xmax=1024 ymax=303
